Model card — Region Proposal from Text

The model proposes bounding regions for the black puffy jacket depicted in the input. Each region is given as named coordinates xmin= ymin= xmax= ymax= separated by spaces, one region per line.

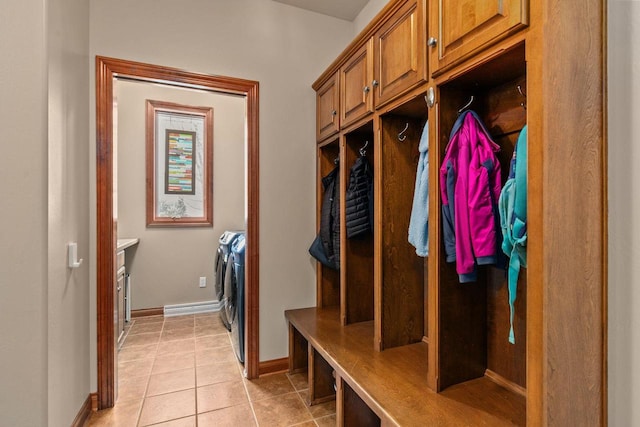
xmin=309 ymin=165 xmax=340 ymax=270
xmin=345 ymin=156 xmax=373 ymax=238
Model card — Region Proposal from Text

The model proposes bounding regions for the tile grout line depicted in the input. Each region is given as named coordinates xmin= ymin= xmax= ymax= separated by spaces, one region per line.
xmin=105 ymin=314 xmax=224 ymax=427
xmin=238 ymin=334 xmax=260 ymax=427
xmin=289 ymin=374 xmax=316 ymax=425
xmin=193 ymin=316 xmax=199 ymax=427
xmin=136 ymin=316 xmax=164 ymax=427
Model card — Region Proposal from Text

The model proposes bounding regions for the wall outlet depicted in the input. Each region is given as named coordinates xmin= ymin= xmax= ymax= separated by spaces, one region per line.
xmin=199 ymin=277 xmax=207 ymax=288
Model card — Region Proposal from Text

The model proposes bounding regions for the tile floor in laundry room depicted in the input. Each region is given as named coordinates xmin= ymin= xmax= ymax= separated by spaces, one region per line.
xmin=88 ymin=312 xmax=336 ymax=427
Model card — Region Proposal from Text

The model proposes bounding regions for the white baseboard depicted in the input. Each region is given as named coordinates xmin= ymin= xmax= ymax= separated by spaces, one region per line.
xmin=163 ymin=300 xmax=221 ymax=317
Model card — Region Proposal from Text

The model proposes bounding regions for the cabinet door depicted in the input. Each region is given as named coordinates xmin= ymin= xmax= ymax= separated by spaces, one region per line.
xmin=429 ymin=0 xmax=528 ymax=74
xmin=316 ymin=72 xmax=340 ymax=141
xmin=373 ymin=0 xmax=426 ymax=108
xmin=340 ymin=39 xmax=374 ymax=129
xmin=117 ymin=267 xmax=125 ymax=344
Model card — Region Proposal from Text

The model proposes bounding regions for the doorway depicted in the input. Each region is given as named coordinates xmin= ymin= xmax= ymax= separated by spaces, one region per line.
xmin=96 ymin=56 xmax=260 ymax=409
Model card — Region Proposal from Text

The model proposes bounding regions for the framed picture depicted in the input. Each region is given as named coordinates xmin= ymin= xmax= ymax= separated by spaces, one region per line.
xmin=146 ymin=100 xmax=213 ymax=226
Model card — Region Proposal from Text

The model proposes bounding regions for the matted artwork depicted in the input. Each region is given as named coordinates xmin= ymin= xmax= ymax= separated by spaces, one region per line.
xmin=146 ymin=100 xmax=213 ymax=226
xmin=165 ymin=129 xmax=196 ymax=195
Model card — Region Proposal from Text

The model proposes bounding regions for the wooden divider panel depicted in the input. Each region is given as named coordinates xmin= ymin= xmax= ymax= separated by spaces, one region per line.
xmin=317 ymin=140 xmax=341 ymax=308
xmin=343 ymin=129 xmax=376 ymax=325
xmin=378 ymin=114 xmax=426 ymax=350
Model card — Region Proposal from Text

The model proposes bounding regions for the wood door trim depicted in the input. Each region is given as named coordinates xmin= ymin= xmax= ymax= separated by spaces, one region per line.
xmin=130 ymin=307 xmax=164 ymax=318
xmin=96 ymin=56 xmax=260 ymax=409
xmin=70 ymin=394 xmax=93 ymax=427
xmin=258 ymin=357 xmax=289 ymax=375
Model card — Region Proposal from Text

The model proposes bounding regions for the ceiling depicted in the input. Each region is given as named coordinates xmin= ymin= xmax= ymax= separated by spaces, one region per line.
xmin=271 ymin=0 xmax=369 ymax=21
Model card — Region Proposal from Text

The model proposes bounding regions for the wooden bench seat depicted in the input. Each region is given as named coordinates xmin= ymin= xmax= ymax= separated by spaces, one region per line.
xmin=286 ymin=306 xmax=525 ymax=426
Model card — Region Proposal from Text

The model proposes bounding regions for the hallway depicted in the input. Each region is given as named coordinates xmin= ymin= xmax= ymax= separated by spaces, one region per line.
xmin=88 ymin=313 xmax=336 ymax=426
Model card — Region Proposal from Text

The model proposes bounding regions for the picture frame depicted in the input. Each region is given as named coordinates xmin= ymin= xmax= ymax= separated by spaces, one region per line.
xmin=146 ymin=100 xmax=213 ymax=226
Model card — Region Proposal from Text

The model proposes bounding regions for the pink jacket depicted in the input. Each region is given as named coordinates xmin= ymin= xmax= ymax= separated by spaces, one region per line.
xmin=439 ymin=111 xmax=502 ymax=283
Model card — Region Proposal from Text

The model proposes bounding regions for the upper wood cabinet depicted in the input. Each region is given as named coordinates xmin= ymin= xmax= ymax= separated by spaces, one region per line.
xmin=340 ymin=39 xmax=374 ymax=129
xmin=429 ymin=0 xmax=528 ymax=74
xmin=314 ymin=0 xmax=426 ymax=140
xmin=316 ymin=71 xmax=340 ymax=141
xmin=373 ymin=0 xmax=427 ymax=107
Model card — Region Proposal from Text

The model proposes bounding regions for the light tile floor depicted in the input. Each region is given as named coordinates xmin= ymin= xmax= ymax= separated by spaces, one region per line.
xmin=88 ymin=312 xmax=336 ymax=427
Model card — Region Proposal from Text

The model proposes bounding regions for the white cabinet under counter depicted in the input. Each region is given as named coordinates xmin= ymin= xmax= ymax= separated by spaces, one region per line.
xmin=116 ymin=238 xmax=139 ymax=348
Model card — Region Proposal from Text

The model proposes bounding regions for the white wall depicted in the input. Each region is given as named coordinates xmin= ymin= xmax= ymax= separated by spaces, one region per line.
xmin=0 ymin=1 xmax=48 ymax=424
xmin=116 ymin=80 xmax=245 ymax=309
xmin=354 ymin=0 xmax=390 ymax=34
xmin=0 ymin=0 xmax=90 ymax=425
xmin=47 ymin=0 xmax=91 ymax=426
xmin=47 ymin=0 xmax=92 ymax=424
xmin=608 ymin=1 xmax=640 ymax=425
xmin=89 ymin=0 xmax=355 ymax=371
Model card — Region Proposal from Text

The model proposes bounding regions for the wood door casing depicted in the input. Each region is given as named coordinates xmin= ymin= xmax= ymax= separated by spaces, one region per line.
xmin=340 ymin=39 xmax=374 ymax=129
xmin=317 ymin=72 xmax=340 ymax=141
xmin=374 ymin=0 xmax=426 ymax=108
xmin=430 ymin=0 xmax=528 ymax=75
xmin=96 ymin=56 xmax=260 ymax=409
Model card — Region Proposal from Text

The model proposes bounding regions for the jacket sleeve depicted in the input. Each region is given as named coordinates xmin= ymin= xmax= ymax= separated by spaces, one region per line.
xmin=468 ymin=133 xmax=501 ymax=266
xmin=440 ymin=151 xmax=456 ymax=263
xmin=453 ymin=129 xmax=477 ymax=281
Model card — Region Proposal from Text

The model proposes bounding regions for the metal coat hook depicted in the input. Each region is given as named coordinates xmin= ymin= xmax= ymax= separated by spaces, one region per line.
xmin=398 ymin=123 xmax=409 ymax=142
xmin=359 ymin=140 xmax=369 ymax=157
xmin=517 ymin=84 xmax=527 ymax=109
xmin=457 ymin=95 xmax=474 ymax=115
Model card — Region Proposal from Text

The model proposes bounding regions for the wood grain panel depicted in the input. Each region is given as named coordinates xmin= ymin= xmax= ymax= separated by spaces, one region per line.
xmin=318 ymin=141 xmax=341 ymax=308
xmin=317 ymin=72 xmax=340 ymax=141
xmin=434 ymin=61 xmax=528 ymax=391
xmin=536 ymin=0 xmax=606 ymax=424
xmin=379 ymin=115 xmax=425 ymax=349
xmin=343 ymin=130 xmax=375 ymax=325
xmin=431 ymin=0 xmax=528 ymax=75
xmin=286 ymin=307 xmax=525 ymax=426
xmin=343 ymin=381 xmax=381 ymax=427
xmin=96 ymin=56 xmax=116 ymax=410
xmin=341 ymin=40 xmax=374 ymax=128
xmin=71 ymin=394 xmax=92 ymax=427
xmin=486 ymin=267 xmax=527 ymax=388
xmin=288 ymin=324 xmax=308 ymax=374
xmin=131 ymin=307 xmax=163 ymax=318
xmin=310 ymin=347 xmax=337 ymax=405
xmin=374 ymin=0 xmax=427 ymax=107
xmin=259 ymin=358 xmax=288 ymax=375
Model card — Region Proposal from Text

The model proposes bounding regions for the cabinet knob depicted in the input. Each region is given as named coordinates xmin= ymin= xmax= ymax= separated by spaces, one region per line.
xmin=331 ymin=110 xmax=337 ymax=116
xmin=363 ymin=86 xmax=370 ymax=94
xmin=372 ymin=80 xmax=379 ymax=87
xmin=427 ymin=37 xmax=437 ymax=47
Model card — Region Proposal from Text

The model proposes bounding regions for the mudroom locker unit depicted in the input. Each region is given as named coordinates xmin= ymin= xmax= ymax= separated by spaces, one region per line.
xmin=286 ymin=0 xmax=606 ymax=426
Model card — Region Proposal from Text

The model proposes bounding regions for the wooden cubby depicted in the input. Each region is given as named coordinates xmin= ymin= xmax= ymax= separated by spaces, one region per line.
xmin=340 ymin=379 xmax=381 ymax=427
xmin=341 ymin=122 xmax=375 ymax=325
xmin=309 ymin=346 xmax=336 ymax=405
xmin=316 ymin=138 xmax=341 ymax=309
xmin=430 ymin=43 xmax=527 ymax=396
xmin=376 ymin=107 xmax=427 ymax=351
xmin=297 ymin=0 xmax=606 ymax=425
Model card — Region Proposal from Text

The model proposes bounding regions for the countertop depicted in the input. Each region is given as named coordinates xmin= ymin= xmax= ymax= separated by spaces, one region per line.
xmin=117 ymin=238 xmax=139 ymax=252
